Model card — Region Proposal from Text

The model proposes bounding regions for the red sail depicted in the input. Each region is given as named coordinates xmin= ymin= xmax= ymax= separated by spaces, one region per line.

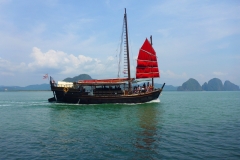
xmin=136 ymin=38 xmax=160 ymax=79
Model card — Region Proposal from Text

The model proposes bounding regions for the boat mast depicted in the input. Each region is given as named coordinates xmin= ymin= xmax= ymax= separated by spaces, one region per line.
xmin=150 ymin=35 xmax=154 ymax=88
xmin=124 ymin=8 xmax=131 ymax=91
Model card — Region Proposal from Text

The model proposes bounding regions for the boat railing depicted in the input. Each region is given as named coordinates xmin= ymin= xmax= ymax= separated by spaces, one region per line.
xmin=93 ymin=90 xmax=123 ymax=96
xmin=57 ymin=84 xmax=74 ymax=88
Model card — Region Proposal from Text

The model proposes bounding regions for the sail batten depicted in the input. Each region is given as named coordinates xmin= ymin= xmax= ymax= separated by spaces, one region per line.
xmin=136 ymin=38 xmax=160 ymax=79
xmin=140 ymin=49 xmax=157 ymax=57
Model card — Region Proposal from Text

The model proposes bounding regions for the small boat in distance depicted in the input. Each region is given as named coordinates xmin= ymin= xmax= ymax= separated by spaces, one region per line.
xmin=48 ymin=8 xmax=165 ymax=104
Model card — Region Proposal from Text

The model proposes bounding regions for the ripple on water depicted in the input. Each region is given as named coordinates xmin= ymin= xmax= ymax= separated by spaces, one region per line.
xmin=0 ymin=91 xmax=239 ymax=159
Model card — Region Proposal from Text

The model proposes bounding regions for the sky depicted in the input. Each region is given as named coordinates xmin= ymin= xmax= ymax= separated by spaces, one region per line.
xmin=0 ymin=0 xmax=239 ymax=87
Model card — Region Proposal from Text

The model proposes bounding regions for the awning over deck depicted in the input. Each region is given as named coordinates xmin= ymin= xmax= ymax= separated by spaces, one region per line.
xmin=77 ymin=78 xmax=135 ymax=86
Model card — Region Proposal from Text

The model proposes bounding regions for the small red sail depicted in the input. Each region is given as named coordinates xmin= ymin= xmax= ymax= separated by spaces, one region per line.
xmin=136 ymin=38 xmax=160 ymax=79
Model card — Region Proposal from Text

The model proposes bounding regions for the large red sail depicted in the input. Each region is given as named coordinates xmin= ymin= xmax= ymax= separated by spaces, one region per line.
xmin=136 ymin=38 xmax=160 ymax=79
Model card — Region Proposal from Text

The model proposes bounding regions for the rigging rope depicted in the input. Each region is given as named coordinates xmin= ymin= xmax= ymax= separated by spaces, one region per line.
xmin=128 ymin=29 xmax=135 ymax=79
xmin=117 ymin=17 xmax=125 ymax=78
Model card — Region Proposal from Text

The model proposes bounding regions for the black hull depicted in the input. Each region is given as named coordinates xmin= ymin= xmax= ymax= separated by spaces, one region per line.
xmin=50 ymin=87 xmax=162 ymax=104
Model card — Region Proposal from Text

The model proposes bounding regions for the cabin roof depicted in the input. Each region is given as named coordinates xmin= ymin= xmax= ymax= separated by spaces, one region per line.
xmin=77 ymin=78 xmax=134 ymax=86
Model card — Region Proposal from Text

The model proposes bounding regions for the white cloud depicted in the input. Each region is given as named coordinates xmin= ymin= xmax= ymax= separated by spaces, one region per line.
xmin=0 ymin=1 xmax=239 ymax=86
xmin=29 ymin=47 xmax=93 ymax=68
xmin=107 ymin=56 xmax=114 ymax=61
xmin=28 ymin=47 xmax=104 ymax=74
xmin=213 ymin=71 xmax=227 ymax=76
xmin=0 ymin=57 xmax=14 ymax=76
xmin=151 ymin=1 xmax=240 ymax=56
xmin=1 ymin=47 xmax=120 ymax=79
xmin=0 ymin=57 xmax=27 ymax=75
xmin=0 ymin=71 xmax=14 ymax=76
xmin=162 ymin=70 xmax=187 ymax=79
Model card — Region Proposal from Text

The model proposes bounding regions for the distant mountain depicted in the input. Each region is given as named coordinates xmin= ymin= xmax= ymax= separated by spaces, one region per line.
xmin=224 ymin=80 xmax=240 ymax=91
xmin=24 ymin=84 xmax=50 ymax=90
xmin=0 ymin=84 xmax=50 ymax=91
xmin=0 ymin=74 xmax=93 ymax=91
xmin=202 ymin=82 xmax=208 ymax=91
xmin=207 ymin=78 xmax=224 ymax=91
xmin=177 ymin=78 xmax=202 ymax=91
xmin=1 ymin=74 xmax=239 ymax=91
xmin=202 ymin=78 xmax=240 ymax=91
xmin=186 ymin=78 xmax=240 ymax=91
xmin=154 ymin=83 xmax=178 ymax=91
xmin=63 ymin=74 xmax=92 ymax=82
xmin=0 ymin=86 xmax=21 ymax=91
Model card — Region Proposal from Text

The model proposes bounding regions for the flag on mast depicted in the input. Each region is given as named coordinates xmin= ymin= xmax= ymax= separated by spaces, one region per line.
xmin=43 ymin=74 xmax=48 ymax=79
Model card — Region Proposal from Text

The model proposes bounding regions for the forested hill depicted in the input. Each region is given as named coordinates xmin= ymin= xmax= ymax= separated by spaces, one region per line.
xmin=63 ymin=74 xmax=92 ymax=82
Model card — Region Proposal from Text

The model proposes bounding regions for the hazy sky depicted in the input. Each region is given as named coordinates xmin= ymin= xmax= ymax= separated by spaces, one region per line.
xmin=0 ymin=0 xmax=239 ymax=86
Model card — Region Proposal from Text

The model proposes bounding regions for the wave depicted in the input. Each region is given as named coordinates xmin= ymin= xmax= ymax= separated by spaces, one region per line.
xmin=147 ymin=98 xmax=160 ymax=103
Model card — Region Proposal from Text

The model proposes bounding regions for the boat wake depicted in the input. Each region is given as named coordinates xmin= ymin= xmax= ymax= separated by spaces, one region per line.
xmin=147 ymin=98 xmax=160 ymax=103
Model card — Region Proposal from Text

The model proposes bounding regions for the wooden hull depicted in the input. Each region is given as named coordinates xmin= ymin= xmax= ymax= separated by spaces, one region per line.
xmin=49 ymin=87 xmax=162 ymax=104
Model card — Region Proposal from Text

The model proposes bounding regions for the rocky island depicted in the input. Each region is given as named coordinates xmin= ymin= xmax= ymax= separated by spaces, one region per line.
xmin=177 ymin=78 xmax=202 ymax=91
xmin=178 ymin=78 xmax=240 ymax=91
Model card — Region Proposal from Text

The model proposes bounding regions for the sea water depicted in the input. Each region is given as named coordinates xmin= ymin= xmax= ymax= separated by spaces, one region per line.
xmin=0 ymin=91 xmax=239 ymax=159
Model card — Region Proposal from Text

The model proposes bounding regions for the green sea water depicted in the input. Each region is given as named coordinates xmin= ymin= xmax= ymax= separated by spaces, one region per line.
xmin=0 ymin=91 xmax=239 ymax=159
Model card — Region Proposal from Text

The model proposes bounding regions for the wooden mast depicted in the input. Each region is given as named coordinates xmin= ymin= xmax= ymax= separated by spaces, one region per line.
xmin=124 ymin=8 xmax=131 ymax=91
xmin=150 ymin=35 xmax=154 ymax=88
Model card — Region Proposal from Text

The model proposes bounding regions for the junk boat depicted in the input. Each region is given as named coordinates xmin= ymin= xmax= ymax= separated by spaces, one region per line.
xmin=48 ymin=8 xmax=165 ymax=104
